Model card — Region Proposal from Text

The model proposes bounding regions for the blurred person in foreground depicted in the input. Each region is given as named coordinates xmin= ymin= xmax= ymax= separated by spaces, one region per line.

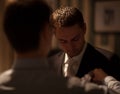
xmin=0 ymin=0 xmax=76 ymax=93
xmin=49 ymin=6 xmax=120 ymax=81
xmin=0 ymin=0 xmax=119 ymax=94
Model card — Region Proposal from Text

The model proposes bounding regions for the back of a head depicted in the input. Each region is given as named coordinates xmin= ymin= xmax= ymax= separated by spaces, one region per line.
xmin=50 ymin=6 xmax=85 ymax=29
xmin=3 ymin=0 xmax=52 ymax=53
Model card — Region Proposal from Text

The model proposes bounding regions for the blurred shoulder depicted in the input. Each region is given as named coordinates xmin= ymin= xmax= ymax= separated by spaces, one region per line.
xmin=95 ymin=47 xmax=120 ymax=61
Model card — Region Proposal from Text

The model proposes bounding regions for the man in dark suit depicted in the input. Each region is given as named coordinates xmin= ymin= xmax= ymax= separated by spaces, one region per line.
xmin=49 ymin=6 xmax=120 ymax=83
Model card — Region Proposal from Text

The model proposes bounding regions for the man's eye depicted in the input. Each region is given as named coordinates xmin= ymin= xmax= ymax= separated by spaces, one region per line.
xmin=59 ymin=40 xmax=66 ymax=44
xmin=73 ymin=37 xmax=80 ymax=41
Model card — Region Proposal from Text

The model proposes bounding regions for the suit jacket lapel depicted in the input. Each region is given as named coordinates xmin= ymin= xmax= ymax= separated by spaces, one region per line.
xmin=76 ymin=43 xmax=94 ymax=77
xmin=76 ymin=43 xmax=109 ymax=78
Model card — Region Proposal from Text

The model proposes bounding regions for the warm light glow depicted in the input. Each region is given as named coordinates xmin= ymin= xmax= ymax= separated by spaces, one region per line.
xmin=5 ymin=0 xmax=16 ymax=7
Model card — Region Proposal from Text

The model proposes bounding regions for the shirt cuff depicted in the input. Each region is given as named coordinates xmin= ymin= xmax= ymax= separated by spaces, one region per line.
xmin=104 ymin=76 xmax=116 ymax=86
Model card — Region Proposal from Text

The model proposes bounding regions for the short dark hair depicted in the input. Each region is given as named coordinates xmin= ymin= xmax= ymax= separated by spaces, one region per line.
xmin=3 ymin=0 xmax=52 ymax=53
xmin=50 ymin=6 xmax=85 ymax=29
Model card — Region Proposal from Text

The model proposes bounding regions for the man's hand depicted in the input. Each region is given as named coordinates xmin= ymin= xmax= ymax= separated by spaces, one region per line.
xmin=92 ymin=68 xmax=108 ymax=84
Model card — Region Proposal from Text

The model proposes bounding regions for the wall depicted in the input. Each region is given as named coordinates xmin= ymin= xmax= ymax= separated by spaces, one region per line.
xmin=88 ymin=0 xmax=120 ymax=58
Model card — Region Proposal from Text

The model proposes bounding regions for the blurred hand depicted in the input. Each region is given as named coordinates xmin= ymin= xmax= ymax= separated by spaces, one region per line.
xmin=92 ymin=68 xmax=108 ymax=84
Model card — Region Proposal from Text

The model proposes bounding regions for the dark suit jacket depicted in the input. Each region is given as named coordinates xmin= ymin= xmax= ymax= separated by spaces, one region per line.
xmin=49 ymin=43 xmax=120 ymax=81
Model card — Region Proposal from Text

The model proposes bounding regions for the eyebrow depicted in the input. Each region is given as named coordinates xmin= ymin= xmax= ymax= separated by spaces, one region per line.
xmin=58 ymin=33 xmax=81 ymax=42
xmin=71 ymin=33 xmax=81 ymax=41
xmin=58 ymin=39 xmax=67 ymax=42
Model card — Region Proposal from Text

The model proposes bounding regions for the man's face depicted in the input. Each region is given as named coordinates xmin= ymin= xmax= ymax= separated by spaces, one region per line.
xmin=54 ymin=24 xmax=86 ymax=57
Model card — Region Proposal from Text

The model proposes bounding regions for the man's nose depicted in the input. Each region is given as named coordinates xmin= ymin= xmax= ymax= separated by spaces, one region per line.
xmin=66 ymin=43 xmax=74 ymax=51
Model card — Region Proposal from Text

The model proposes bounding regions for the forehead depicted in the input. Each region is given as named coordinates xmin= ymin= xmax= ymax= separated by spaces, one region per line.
xmin=55 ymin=24 xmax=83 ymax=38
